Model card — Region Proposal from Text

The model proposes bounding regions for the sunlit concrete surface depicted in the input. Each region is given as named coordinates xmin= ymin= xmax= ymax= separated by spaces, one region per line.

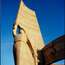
xmin=13 ymin=0 xmax=45 ymax=65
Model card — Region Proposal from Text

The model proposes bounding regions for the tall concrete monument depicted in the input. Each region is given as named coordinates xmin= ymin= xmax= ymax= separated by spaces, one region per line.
xmin=13 ymin=0 xmax=65 ymax=65
xmin=13 ymin=0 xmax=45 ymax=65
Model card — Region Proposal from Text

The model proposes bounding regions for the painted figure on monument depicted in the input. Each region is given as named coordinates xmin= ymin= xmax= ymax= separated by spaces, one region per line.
xmin=13 ymin=0 xmax=45 ymax=65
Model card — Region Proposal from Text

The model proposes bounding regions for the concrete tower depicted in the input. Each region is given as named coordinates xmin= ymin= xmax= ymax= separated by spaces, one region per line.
xmin=13 ymin=0 xmax=45 ymax=65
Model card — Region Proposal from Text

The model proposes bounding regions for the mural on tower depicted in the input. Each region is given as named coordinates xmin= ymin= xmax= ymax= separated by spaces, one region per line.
xmin=13 ymin=1 xmax=44 ymax=65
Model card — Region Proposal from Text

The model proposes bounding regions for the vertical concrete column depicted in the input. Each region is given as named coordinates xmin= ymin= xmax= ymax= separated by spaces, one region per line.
xmin=13 ymin=0 xmax=45 ymax=65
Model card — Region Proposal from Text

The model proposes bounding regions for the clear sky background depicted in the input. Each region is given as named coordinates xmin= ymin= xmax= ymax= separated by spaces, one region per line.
xmin=1 ymin=0 xmax=64 ymax=65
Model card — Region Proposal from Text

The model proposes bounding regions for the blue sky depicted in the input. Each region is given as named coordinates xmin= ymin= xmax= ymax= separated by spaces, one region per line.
xmin=1 ymin=0 xmax=64 ymax=65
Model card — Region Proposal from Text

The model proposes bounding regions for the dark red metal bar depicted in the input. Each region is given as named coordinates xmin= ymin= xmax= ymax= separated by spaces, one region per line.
xmin=38 ymin=35 xmax=65 ymax=65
